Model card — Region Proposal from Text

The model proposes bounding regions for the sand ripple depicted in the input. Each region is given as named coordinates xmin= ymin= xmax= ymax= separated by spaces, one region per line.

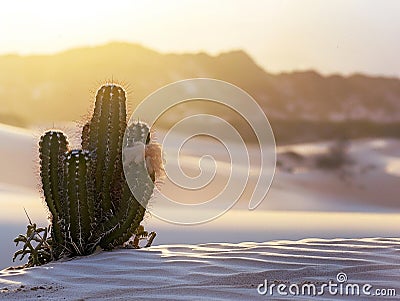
xmin=0 ymin=238 xmax=399 ymax=300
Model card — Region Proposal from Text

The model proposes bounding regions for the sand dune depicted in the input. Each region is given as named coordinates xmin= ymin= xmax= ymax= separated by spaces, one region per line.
xmin=1 ymin=238 xmax=399 ymax=300
xmin=155 ymin=131 xmax=400 ymax=213
xmin=0 ymin=124 xmax=37 ymax=190
xmin=274 ymin=138 xmax=400 ymax=211
xmin=1 ymin=123 xmax=399 ymax=214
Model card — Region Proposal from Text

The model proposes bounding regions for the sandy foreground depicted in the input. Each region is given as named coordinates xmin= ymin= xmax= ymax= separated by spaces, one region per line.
xmin=0 ymin=238 xmax=399 ymax=300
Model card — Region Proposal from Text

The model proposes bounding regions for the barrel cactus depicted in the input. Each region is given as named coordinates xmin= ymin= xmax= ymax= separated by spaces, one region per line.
xmin=33 ymin=83 xmax=161 ymax=260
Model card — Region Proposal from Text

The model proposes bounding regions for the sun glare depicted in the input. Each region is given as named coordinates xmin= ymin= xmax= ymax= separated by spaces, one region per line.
xmin=0 ymin=0 xmax=177 ymax=54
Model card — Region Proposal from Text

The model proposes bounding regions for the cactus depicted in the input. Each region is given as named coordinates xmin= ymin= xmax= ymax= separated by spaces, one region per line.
xmin=35 ymin=84 xmax=159 ymax=259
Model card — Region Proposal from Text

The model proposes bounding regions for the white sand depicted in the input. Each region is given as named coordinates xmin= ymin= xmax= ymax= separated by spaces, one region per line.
xmin=0 ymin=124 xmax=37 ymax=190
xmin=1 ymin=238 xmax=399 ymax=300
xmin=275 ymin=138 xmax=400 ymax=210
xmin=1 ymin=124 xmax=399 ymax=215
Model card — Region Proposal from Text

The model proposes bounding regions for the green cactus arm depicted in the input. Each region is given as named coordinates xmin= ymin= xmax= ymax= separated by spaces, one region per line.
xmin=85 ymin=84 xmax=127 ymax=214
xmin=98 ymin=183 xmax=147 ymax=249
xmin=39 ymin=131 xmax=69 ymax=252
xmin=99 ymin=121 xmax=154 ymax=248
xmin=109 ymin=150 xmax=155 ymax=247
xmin=39 ymin=131 xmax=69 ymax=217
xmin=123 ymin=121 xmax=155 ymax=206
xmin=64 ymin=150 xmax=95 ymax=255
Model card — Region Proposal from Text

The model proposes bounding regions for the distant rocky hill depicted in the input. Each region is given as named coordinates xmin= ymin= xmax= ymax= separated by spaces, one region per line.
xmin=0 ymin=42 xmax=399 ymax=143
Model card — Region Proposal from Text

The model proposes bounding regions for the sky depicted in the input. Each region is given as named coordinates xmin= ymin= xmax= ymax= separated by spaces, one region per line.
xmin=0 ymin=0 xmax=399 ymax=77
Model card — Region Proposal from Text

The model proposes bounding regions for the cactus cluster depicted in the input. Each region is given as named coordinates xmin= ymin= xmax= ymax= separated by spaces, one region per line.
xmin=37 ymin=84 xmax=156 ymax=259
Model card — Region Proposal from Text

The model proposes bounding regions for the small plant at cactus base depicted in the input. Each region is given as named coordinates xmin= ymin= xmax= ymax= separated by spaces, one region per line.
xmin=126 ymin=225 xmax=157 ymax=249
xmin=13 ymin=209 xmax=52 ymax=267
xmin=13 ymin=83 xmax=164 ymax=268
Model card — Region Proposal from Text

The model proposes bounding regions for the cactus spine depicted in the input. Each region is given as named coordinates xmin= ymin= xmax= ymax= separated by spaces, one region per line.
xmin=39 ymin=84 xmax=155 ymax=258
